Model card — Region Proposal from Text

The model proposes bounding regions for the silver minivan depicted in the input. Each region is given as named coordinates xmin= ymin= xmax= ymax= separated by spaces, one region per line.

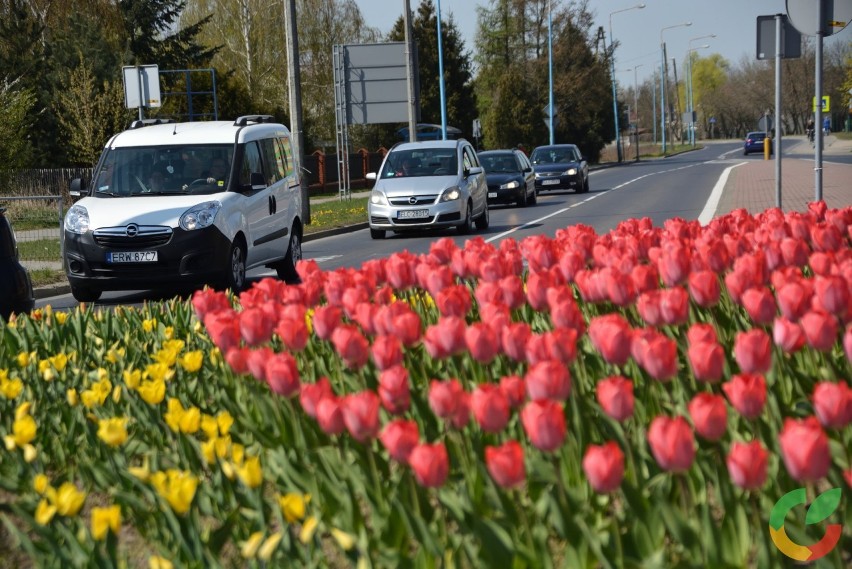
xmin=366 ymin=140 xmax=489 ymax=239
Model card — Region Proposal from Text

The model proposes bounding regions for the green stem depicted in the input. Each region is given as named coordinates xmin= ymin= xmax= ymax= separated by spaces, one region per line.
xmin=366 ymin=443 xmax=386 ymax=514
xmin=514 ymin=489 xmax=536 ymax=552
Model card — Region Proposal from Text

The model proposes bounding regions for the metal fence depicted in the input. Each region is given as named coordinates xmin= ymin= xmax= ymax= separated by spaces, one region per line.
xmin=0 ymin=195 xmax=64 ymax=270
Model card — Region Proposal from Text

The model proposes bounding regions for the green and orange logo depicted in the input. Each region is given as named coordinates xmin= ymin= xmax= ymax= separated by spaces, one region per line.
xmin=769 ymin=488 xmax=842 ymax=562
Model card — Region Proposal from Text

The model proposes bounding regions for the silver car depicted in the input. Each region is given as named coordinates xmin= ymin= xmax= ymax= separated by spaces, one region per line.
xmin=367 ymin=140 xmax=489 ymax=239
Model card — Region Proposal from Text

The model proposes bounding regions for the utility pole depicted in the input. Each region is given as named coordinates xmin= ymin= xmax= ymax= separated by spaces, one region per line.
xmin=284 ymin=0 xmax=310 ymax=222
xmin=403 ymin=0 xmax=417 ymax=142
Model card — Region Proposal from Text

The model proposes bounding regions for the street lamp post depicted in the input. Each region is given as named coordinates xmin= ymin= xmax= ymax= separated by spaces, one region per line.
xmin=632 ymin=64 xmax=643 ymax=161
xmin=687 ymin=34 xmax=715 ymax=146
xmin=660 ymin=22 xmax=691 ymax=155
xmin=609 ymin=3 xmax=646 ymax=162
xmin=548 ymin=0 xmax=554 ymax=145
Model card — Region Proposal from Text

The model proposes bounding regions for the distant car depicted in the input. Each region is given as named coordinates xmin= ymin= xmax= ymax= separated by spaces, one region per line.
xmin=396 ymin=123 xmax=463 ymax=142
xmin=366 ymin=139 xmax=489 ymax=239
xmin=0 ymin=207 xmax=35 ymax=320
xmin=530 ymin=144 xmax=589 ymax=194
xmin=744 ymin=131 xmax=772 ymax=155
xmin=478 ymin=149 xmax=536 ymax=207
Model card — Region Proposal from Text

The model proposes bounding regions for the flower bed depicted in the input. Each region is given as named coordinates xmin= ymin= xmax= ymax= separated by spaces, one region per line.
xmin=1 ymin=203 xmax=850 ymax=567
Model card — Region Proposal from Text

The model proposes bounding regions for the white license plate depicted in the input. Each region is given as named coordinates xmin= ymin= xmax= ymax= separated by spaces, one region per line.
xmin=107 ymin=251 xmax=158 ymax=263
xmin=398 ymin=209 xmax=429 ymax=219
xmin=488 ymin=192 xmax=497 ymax=198
xmin=543 ymin=179 xmax=560 ymax=186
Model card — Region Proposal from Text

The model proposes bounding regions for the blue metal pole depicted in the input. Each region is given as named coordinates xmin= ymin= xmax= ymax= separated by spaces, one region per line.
xmin=660 ymin=42 xmax=666 ymax=154
xmin=652 ymin=71 xmax=656 ymax=144
xmin=548 ymin=5 xmax=554 ymax=145
xmin=436 ymin=0 xmax=447 ymax=140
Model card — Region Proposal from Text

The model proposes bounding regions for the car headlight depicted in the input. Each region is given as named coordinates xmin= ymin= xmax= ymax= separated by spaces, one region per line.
xmin=499 ymin=180 xmax=520 ymax=190
xmin=64 ymin=204 xmax=90 ymax=234
xmin=440 ymin=187 xmax=461 ymax=202
xmin=370 ymin=190 xmax=389 ymax=206
xmin=180 ymin=201 xmax=221 ymax=231
xmin=563 ymin=168 xmax=578 ymax=176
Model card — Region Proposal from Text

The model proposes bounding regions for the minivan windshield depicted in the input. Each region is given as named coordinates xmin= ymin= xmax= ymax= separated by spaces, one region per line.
xmin=379 ymin=148 xmax=459 ymax=179
xmin=93 ymin=145 xmax=234 ymax=197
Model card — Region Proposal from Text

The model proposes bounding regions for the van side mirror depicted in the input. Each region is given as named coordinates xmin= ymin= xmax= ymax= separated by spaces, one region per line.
xmin=366 ymin=172 xmax=377 ymax=181
xmin=70 ymin=178 xmax=88 ymax=198
xmin=250 ymin=172 xmax=266 ymax=191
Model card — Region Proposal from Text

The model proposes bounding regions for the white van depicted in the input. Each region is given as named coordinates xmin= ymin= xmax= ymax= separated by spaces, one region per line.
xmin=64 ymin=115 xmax=303 ymax=302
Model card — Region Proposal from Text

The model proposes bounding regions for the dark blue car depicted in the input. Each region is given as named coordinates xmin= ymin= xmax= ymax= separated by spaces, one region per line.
xmin=530 ymin=144 xmax=589 ymax=194
xmin=479 ymin=149 xmax=537 ymax=207
xmin=744 ymin=132 xmax=772 ymax=155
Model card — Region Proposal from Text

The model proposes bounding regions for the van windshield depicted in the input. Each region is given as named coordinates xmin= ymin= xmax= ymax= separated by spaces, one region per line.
xmin=93 ymin=145 xmax=234 ymax=197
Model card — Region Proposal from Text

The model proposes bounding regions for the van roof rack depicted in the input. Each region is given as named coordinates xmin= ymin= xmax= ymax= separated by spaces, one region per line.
xmin=233 ymin=115 xmax=274 ymax=127
xmin=129 ymin=118 xmax=176 ymax=129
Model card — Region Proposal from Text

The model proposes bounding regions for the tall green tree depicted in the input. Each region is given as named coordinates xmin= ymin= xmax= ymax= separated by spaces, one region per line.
xmin=0 ymin=79 xmax=37 ymax=185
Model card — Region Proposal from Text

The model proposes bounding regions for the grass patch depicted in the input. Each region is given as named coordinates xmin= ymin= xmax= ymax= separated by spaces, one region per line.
xmin=832 ymin=131 xmax=852 ymax=141
xmin=17 ymin=238 xmax=61 ymax=261
xmin=28 ymin=268 xmax=67 ymax=288
xmin=306 ymin=197 xmax=367 ymax=234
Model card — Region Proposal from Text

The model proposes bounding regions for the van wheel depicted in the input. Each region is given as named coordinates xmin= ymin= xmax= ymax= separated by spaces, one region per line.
xmin=457 ymin=201 xmax=473 ymax=234
xmin=71 ymin=284 xmax=102 ymax=303
xmin=370 ymin=228 xmax=386 ymax=239
xmin=224 ymin=238 xmax=246 ymax=292
xmin=276 ymin=230 xmax=302 ymax=283
xmin=475 ymin=200 xmax=490 ymax=230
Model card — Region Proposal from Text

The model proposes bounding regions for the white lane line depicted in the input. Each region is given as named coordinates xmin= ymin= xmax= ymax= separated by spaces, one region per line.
xmin=698 ymin=162 xmax=747 ymax=226
xmin=310 ymin=255 xmax=343 ymax=263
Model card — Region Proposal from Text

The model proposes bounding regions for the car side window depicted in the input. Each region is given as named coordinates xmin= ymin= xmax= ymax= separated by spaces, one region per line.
xmin=462 ymin=147 xmax=476 ymax=171
xmin=277 ymin=136 xmax=295 ymax=178
xmin=259 ymin=138 xmax=284 ymax=185
xmin=239 ymin=141 xmax=264 ymax=188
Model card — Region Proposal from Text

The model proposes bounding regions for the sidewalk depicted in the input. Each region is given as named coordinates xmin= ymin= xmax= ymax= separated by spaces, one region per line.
xmin=714 ymin=135 xmax=852 ymax=216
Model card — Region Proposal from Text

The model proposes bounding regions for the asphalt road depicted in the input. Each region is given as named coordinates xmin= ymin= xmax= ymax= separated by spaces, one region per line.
xmin=32 ymin=139 xmax=818 ymax=311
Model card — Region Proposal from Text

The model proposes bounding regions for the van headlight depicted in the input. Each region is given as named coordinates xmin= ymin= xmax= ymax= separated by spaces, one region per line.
xmin=64 ymin=205 xmax=90 ymax=234
xmin=499 ymin=180 xmax=520 ymax=190
xmin=439 ymin=187 xmax=461 ymax=202
xmin=180 ymin=201 xmax=221 ymax=231
xmin=563 ymin=168 xmax=578 ymax=176
xmin=370 ymin=190 xmax=389 ymax=206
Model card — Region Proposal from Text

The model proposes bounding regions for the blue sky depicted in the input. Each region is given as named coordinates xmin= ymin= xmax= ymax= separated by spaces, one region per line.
xmin=358 ymin=1 xmax=851 ymax=85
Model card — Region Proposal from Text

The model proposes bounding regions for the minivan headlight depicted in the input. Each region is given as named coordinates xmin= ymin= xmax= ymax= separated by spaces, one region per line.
xmin=499 ymin=180 xmax=520 ymax=190
xmin=180 ymin=201 xmax=221 ymax=231
xmin=370 ymin=190 xmax=389 ymax=206
xmin=440 ymin=187 xmax=461 ymax=202
xmin=563 ymin=168 xmax=578 ymax=176
xmin=64 ymin=204 xmax=90 ymax=234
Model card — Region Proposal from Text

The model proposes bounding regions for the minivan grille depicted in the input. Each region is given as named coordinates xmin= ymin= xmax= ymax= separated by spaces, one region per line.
xmin=389 ymin=195 xmax=439 ymax=206
xmin=93 ymin=225 xmax=173 ymax=248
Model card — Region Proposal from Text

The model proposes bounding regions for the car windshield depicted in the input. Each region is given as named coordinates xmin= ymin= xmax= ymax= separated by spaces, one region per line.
xmin=480 ymin=154 xmax=519 ymax=173
xmin=530 ymin=147 xmax=579 ymax=164
xmin=747 ymin=133 xmax=766 ymax=140
xmin=380 ymin=148 xmax=458 ymax=178
xmin=92 ymin=145 xmax=234 ymax=197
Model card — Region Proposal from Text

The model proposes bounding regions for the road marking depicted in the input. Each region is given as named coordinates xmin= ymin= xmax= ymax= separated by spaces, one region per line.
xmin=310 ymin=255 xmax=343 ymax=263
xmin=698 ymin=162 xmax=747 ymax=226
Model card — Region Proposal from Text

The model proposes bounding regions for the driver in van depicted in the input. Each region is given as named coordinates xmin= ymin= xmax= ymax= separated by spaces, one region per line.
xmin=204 ymin=158 xmax=228 ymax=185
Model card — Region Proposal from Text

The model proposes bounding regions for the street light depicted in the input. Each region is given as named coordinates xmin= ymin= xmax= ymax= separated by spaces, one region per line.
xmin=687 ymin=34 xmax=715 ymax=146
xmin=660 ymin=21 xmax=691 ymax=154
xmin=609 ymin=3 xmax=646 ymax=162
xmin=624 ymin=64 xmax=644 ymax=161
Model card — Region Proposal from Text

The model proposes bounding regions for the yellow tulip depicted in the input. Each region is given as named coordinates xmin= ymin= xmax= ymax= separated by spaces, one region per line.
xmin=142 ymin=318 xmax=157 ymax=333
xmin=38 ymin=359 xmax=50 ymax=374
xmin=279 ymin=493 xmax=309 ymax=523
xmin=50 ymin=353 xmax=68 ymax=372
xmin=123 ymin=369 xmax=142 ymax=390
xmin=305 ymin=309 xmax=314 ymax=335
xmin=164 ymin=326 xmax=174 ymax=340
xmin=231 ymin=443 xmax=245 ymax=466
xmin=105 ymin=347 xmax=124 ymax=364
xmin=200 ymin=415 xmax=218 ymax=440
xmin=209 ymin=347 xmax=221 ymax=365
xmin=33 ymin=474 xmax=50 ymax=494
xmin=11 ymin=414 xmax=37 ymax=447
xmin=258 ymin=531 xmax=283 ymax=561
xmin=237 ymin=456 xmax=263 ymax=489
xmin=54 ymin=482 xmax=86 ymax=517
xmin=40 ymin=367 xmax=56 ymax=382
xmin=35 ymin=498 xmax=57 ymax=525
xmin=145 ymin=363 xmax=173 ymax=383
xmin=97 ymin=417 xmax=128 ymax=447
xmin=53 ymin=311 xmax=68 ymax=325
xmin=81 ymin=390 xmax=100 ymax=409
xmin=95 ymin=367 xmax=109 ymax=381
xmin=164 ymin=398 xmax=185 ymax=432
xmin=220 ymin=461 xmax=236 ymax=481
xmin=16 ymin=351 xmax=32 ymax=368
xmin=299 ymin=516 xmax=319 ymax=544
xmin=128 ymin=464 xmax=150 ymax=482
xmin=216 ymin=411 xmax=234 ymax=435
xmin=214 ymin=436 xmax=231 ymax=459
xmin=240 ymin=531 xmax=264 ymax=559
xmin=23 ymin=444 xmax=37 ymax=462
xmin=91 ymin=505 xmax=121 ymax=540
xmin=179 ymin=351 xmax=203 ymax=373
xmin=66 ymin=389 xmax=78 ymax=406
xmin=15 ymin=401 xmax=31 ymax=420
xmin=155 ymin=347 xmax=179 ymax=368
xmin=179 ymin=406 xmax=201 ymax=434
xmin=148 ymin=556 xmax=173 ymax=569
xmin=1 ymin=377 xmax=23 ymax=399
xmin=150 ymin=470 xmax=198 ymax=515
xmin=331 ymin=528 xmax=356 ymax=551
xmin=200 ymin=439 xmax=216 ymax=465
xmin=137 ymin=379 xmax=166 ymax=405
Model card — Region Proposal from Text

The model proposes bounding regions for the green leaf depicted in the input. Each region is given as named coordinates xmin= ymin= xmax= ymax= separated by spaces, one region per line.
xmin=805 ymin=488 xmax=842 ymax=525
xmin=206 ymin=510 xmax=238 ymax=556
xmin=473 ymin=518 xmax=514 ymax=566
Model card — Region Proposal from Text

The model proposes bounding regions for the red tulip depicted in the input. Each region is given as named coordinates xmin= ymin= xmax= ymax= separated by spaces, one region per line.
xmin=331 ymin=324 xmax=370 ymax=369
xmin=776 ymin=281 xmax=812 ymax=321
xmin=657 ymin=244 xmax=691 ymax=287
xmin=265 ymin=352 xmax=301 ymax=397
xmin=351 ymin=302 xmax=378 ymax=336
xmin=687 ymin=323 xmax=718 ymax=346
xmin=371 ymin=335 xmax=404 ymax=371
xmin=479 ymin=302 xmax=511 ymax=337
xmin=386 ymin=251 xmax=418 ymax=290
xmin=465 ymin=323 xmax=499 ymax=363
xmin=521 ymin=235 xmax=559 ymax=273
xmin=844 ymin=323 xmax=852 ymax=363
xmin=647 ymin=416 xmax=695 ymax=472
xmin=378 ymin=365 xmax=410 ymax=415
xmin=521 ymin=400 xmax=567 ymax=452
xmin=499 ymin=275 xmax=527 ymax=309
xmin=501 ymin=322 xmax=532 ymax=362
xmin=472 ymin=384 xmax=511 ymax=434
xmin=779 ymin=236 xmax=810 ymax=268
xmin=687 ymin=341 xmax=725 ymax=382
xmin=316 ymin=396 xmax=345 ymax=435
xmin=429 ymin=237 xmax=459 ymax=264
xmin=588 ymin=314 xmax=633 ymax=366
xmin=311 ymin=305 xmax=342 ymax=340
xmin=525 ymin=270 xmax=555 ymax=311
xmin=723 ymin=373 xmax=767 ymax=420
xmin=550 ymin=298 xmax=586 ymax=334
xmin=558 ymin=249 xmax=586 ymax=283
xmin=341 ymin=391 xmax=381 ymax=443
xmin=640 ymin=335 xmax=679 ymax=381
xmin=595 ymin=376 xmax=634 ymax=422
xmin=603 ymin=267 xmax=637 ymax=307
xmin=428 ymin=379 xmax=463 ymax=419
xmin=204 ymin=310 xmax=241 ymax=353
xmin=409 ymin=443 xmax=449 ymax=488
xmin=733 ymin=329 xmax=772 ymax=374
xmin=726 ymin=440 xmax=768 ymax=490
xmin=800 ymin=310 xmax=839 ymax=351
xmin=659 ymin=286 xmax=690 ymax=326
xmin=688 ymin=270 xmax=721 ymax=307
xmin=636 ymin=290 xmax=664 ymax=327
xmin=192 ymin=288 xmax=231 ymax=321
xmin=341 ymin=287 xmax=370 ymax=320
xmin=474 ymin=281 xmax=503 ymax=306
xmin=380 ymin=419 xmax=420 ymax=464
xmin=582 ymin=442 xmax=625 ymax=493
xmin=299 ymin=377 xmax=333 ymax=419
xmin=524 ymin=360 xmax=571 ymax=402
xmin=450 ymin=392 xmax=471 ymax=430
xmin=812 ymin=381 xmax=852 ymax=429
xmin=499 ymin=375 xmax=526 ymax=409
xmin=741 ymin=287 xmax=777 ymax=325
xmin=772 ymin=317 xmax=806 ymax=353
xmin=391 ymin=311 xmax=422 ymax=347
xmin=485 ymin=440 xmax=526 ymax=489
xmin=687 ymin=393 xmax=727 ymax=441
xmin=844 ymin=469 xmax=852 ymax=489
xmin=423 ymin=316 xmax=466 ymax=359
xmin=225 ymin=347 xmax=251 ymax=375
xmin=246 ymin=347 xmax=274 ymax=382
xmin=810 ymin=222 xmax=843 ymax=252
xmin=419 ymin=263 xmax=454 ymax=297
xmin=631 ymin=263 xmax=660 ymax=294
xmin=778 ymin=417 xmax=830 ymax=482
xmin=543 ymin=328 xmax=578 ymax=365
xmin=436 ymin=284 xmax=472 ymax=318
xmin=275 ymin=316 xmax=308 ymax=352
xmin=814 ymin=275 xmax=850 ymax=319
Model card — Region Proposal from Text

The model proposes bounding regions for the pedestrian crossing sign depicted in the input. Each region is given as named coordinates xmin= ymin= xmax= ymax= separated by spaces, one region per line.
xmin=812 ymin=96 xmax=830 ymax=112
